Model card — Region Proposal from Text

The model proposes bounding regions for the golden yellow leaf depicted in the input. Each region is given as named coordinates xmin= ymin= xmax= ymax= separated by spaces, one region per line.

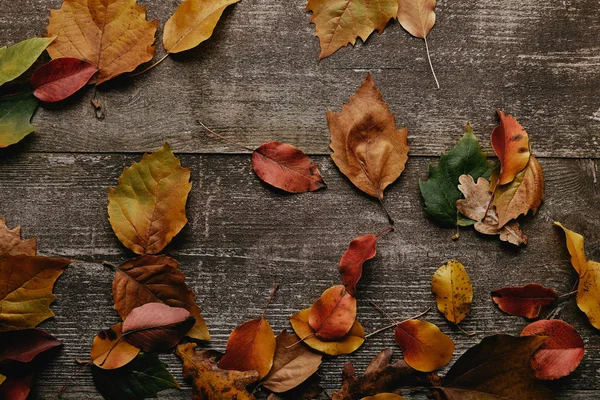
xmin=0 ymin=217 xmax=36 ymax=256
xmin=431 ymin=260 xmax=473 ymax=325
xmin=0 ymin=255 xmax=71 ymax=331
xmin=108 ymin=143 xmax=192 ymax=255
xmin=394 ymin=319 xmax=454 ymax=372
xmin=163 ymin=0 xmax=240 ymax=54
xmin=46 ymin=0 xmax=158 ymax=84
xmin=91 ymin=322 xmax=141 ymax=370
xmin=554 ymin=222 xmax=587 ymax=276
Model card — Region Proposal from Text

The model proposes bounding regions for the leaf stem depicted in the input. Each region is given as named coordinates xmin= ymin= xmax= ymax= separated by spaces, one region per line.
xmin=129 ymin=53 xmax=169 ymax=78
xmin=197 ymin=121 xmax=254 ymax=152
xmin=456 ymin=324 xmax=476 ymax=336
xmin=285 ymin=333 xmax=315 ymax=349
xmin=365 ymin=305 xmax=431 ymax=338
xmin=558 ymin=290 xmax=578 ymax=298
xmin=482 ymin=181 xmax=498 ymax=222
xmin=376 ymin=226 xmax=395 ymax=238
xmin=377 ymin=193 xmax=394 ymax=225
xmin=57 ymin=360 xmax=92 ymax=396
xmin=423 ymin=36 xmax=440 ymax=89
xmin=369 ymin=300 xmax=397 ymax=325
xmin=262 ymin=283 xmax=279 ymax=319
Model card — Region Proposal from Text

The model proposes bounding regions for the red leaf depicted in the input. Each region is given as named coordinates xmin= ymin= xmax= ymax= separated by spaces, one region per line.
xmin=122 ymin=302 xmax=195 ymax=352
xmin=252 ymin=142 xmax=326 ymax=193
xmin=339 ymin=234 xmax=378 ymax=296
xmin=0 ymin=373 xmax=33 ymax=400
xmin=308 ymin=285 xmax=356 ymax=340
xmin=521 ymin=319 xmax=584 ymax=380
xmin=491 ymin=283 xmax=557 ymax=319
xmin=0 ymin=329 xmax=61 ymax=364
xmin=31 ymin=58 xmax=98 ymax=102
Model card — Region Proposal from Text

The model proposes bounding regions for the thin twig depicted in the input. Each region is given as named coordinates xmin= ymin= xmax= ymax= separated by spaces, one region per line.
xmin=558 ymin=290 xmax=578 ymax=298
xmin=57 ymin=360 xmax=92 ymax=396
xmin=423 ymin=36 xmax=440 ymax=89
xmin=456 ymin=324 xmax=476 ymax=336
xmin=369 ymin=300 xmax=397 ymax=324
xmin=262 ymin=284 xmax=279 ymax=319
xmin=285 ymin=333 xmax=315 ymax=349
xmin=377 ymin=226 xmax=394 ymax=238
xmin=364 ymin=307 xmax=431 ymax=338
xmin=129 ymin=53 xmax=169 ymax=77
xmin=197 ymin=121 xmax=254 ymax=152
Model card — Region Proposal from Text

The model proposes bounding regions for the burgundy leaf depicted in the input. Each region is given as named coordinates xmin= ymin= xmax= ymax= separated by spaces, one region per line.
xmin=0 ymin=373 xmax=33 ymax=400
xmin=491 ymin=283 xmax=557 ymax=319
xmin=31 ymin=58 xmax=98 ymax=102
xmin=0 ymin=329 xmax=61 ymax=364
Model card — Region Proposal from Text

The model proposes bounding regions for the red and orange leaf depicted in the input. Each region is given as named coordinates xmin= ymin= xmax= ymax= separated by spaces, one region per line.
xmin=394 ymin=320 xmax=454 ymax=372
xmin=490 ymin=110 xmax=531 ymax=185
xmin=31 ymin=58 xmax=97 ymax=102
xmin=339 ymin=234 xmax=378 ymax=296
xmin=90 ymin=323 xmax=140 ymax=370
xmin=491 ymin=283 xmax=557 ymax=319
xmin=308 ymin=285 xmax=357 ymax=340
xmin=252 ymin=142 xmax=326 ymax=193
xmin=0 ymin=217 xmax=36 ymax=256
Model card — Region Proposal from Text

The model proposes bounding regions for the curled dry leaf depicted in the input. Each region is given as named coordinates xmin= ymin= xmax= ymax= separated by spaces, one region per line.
xmin=108 ymin=143 xmax=192 ymax=255
xmin=0 ymin=37 xmax=54 ymax=86
xmin=0 ymin=93 xmax=39 ymax=149
xmin=491 ymin=283 xmax=557 ymax=319
xmin=176 ymin=343 xmax=259 ymax=400
xmin=122 ymin=303 xmax=195 ymax=352
xmin=31 ymin=58 xmax=98 ymax=102
xmin=339 ymin=234 xmax=378 ymax=296
xmin=328 ymin=74 xmax=409 ymax=207
xmin=0 ymin=217 xmax=36 ymax=256
xmin=490 ymin=110 xmax=531 ymax=186
xmin=431 ymin=260 xmax=472 ymax=325
xmin=306 ymin=0 xmax=398 ymax=60
xmin=113 ymin=255 xmax=210 ymax=341
xmin=262 ymin=330 xmax=322 ymax=393
xmin=0 ymin=329 xmax=61 ymax=364
xmin=46 ymin=0 xmax=158 ymax=84
xmin=164 ymin=0 xmax=241 ymax=54
xmin=90 ymin=323 xmax=140 ymax=370
xmin=308 ymin=285 xmax=357 ymax=340
xmin=394 ymin=320 xmax=454 ymax=372
xmin=290 ymin=308 xmax=364 ymax=356
xmin=252 ymin=142 xmax=326 ymax=193
xmin=521 ymin=319 xmax=584 ymax=380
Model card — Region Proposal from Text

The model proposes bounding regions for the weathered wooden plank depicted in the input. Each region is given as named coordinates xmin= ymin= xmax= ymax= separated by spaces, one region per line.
xmin=0 ymin=153 xmax=599 ymax=398
xmin=0 ymin=0 xmax=599 ymax=157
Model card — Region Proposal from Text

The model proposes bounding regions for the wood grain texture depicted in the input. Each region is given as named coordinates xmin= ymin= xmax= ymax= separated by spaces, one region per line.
xmin=0 ymin=0 xmax=598 ymax=156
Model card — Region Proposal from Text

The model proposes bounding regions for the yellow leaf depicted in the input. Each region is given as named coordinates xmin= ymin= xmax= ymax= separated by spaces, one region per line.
xmin=394 ymin=319 xmax=454 ymax=372
xmin=431 ymin=260 xmax=473 ymax=325
xmin=91 ymin=323 xmax=141 ymax=370
xmin=290 ymin=308 xmax=364 ymax=356
xmin=554 ymin=222 xmax=587 ymax=276
xmin=0 ymin=255 xmax=71 ymax=331
xmin=46 ymin=0 xmax=158 ymax=84
xmin=108 ymin=143 xmax=192 ymax=255
xmin=163 ymin=0 xmax=240 ymax=54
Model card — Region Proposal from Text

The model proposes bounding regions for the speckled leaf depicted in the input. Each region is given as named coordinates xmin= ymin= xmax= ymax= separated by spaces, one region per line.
xmin=431 ymin=260 xmax=472 ymax=325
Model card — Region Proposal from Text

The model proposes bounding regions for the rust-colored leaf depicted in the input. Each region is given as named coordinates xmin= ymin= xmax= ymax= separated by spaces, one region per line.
xmin=0 ymin=374 xmax=32 ymax=400
xmin=308 ymin=285 xmax=357 ymax=340
xmin=252 ymin=142 xmax=326 ymax=193
xmin=0 ymin=329 xmax=61 ymax=364
xmin=90 ymin=322 xmax=140 ymax=370
xmin=491 ymin=283 xmax=557 ymax=319
xmin=0 ymin=217 xmax=36 ymax=256
xmin=339 ymin=234 xmax=378 ymax=296
xmin=394 ymin=320 xmax=454 ymax=372
xmin=490 ymin=110 xmax=531 ymax=185
xmin=431 ymin=260 xmax=472 ymax=325
xmin=31 ymin=58 xmax=97 ymax=102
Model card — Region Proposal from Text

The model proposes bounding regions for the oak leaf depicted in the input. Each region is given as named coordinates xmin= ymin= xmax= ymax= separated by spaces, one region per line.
xmin=176 ymin=343 xmax=259 ymax=400
xmin=309 ymin=285 xmax=357 ymax=340
xmin=0 ymin=329 xmax=61 ymax=365
xmin=31 ymin=58 xmax=98 ymax=102
xmin=0 ymin=93 xmax=38 ymax=149
xmin=490 ymin=110 xmax=531 ymax=185
xmin=252 ymin=142 xmax=326 ymax=193
xmin=108 ymin=143 xmax=192 ymax=255
xmin=431 ymin=260 xmax=472 ymax=325
xmin=0 ymin=37 xmax=54 ymax=86
xmin=290 ymin=308 xmax=364 ymax=356
xmin=113 ymin=255 xmax=210 ymax=341
xmin=521 ymin=319 xmax=584 ymax=380
xmin=0 ymin=255 xmax=71 ymax=331
xmin=491 ymin=284 xmax=557 ymax=319
xmin=91 ymin=322 xmax=140 ymax=370
xmin=163 ymin=0 xmax=241 ymax=54
xmin=0 ymin=217 xmax=36 ymax=256
xmin=394 ymin=320 xmax=454 ymax=372
xmin=306 ymin=0 xmax=398 ymax=60
xmin=339 ymin=234 xmax=378 ymax=296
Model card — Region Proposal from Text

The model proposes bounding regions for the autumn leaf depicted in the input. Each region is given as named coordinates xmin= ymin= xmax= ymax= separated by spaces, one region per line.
xmin=122 ymin=303 xmax=195 ymax=352
xmin=521 ymin=320 xmax=584 ymax=380
xmin=91 ymin=323 xmax=140 ymax=370
xmin=30 ymin=58 xmax=98 ymax=102
xmin=306 ymin=0 xmax=398 ymax=60
xmin=361 ymin=394 xmax=405 ymax=400
xmin=176 ymin=343 xmax=259 ymax=400
xmin=456 ymin=174 xmax=528 ymax=246
xmin=490 ymin=110 xmax=531 ymax=186
xmin=113 ymin=255 xmax=210 ymax=341
xmin=0 ymin=255 xmax=71 ymax=331
xmin=339 ymin=234 xmax=378 ymax=296
xmin=91 ymin=352 xmax=179 ymax=400
xmin=108 ymin=143 xmax=192 ymax=255
xmin=0 ymin=329 xmax=61 ymax=364
xmin=554 ymin=222 xmax=587 ymax=275
xmin=46 ymin=0 xmax=158 ymax=84
xmin=0 ymin=374 xmax=32 ymax=400
xmin=266 ymin=374 xmax=323 ymax=399
xmin=0 ymin=37 xmax=54 ymax=86
xmin=290 ymin=308 xmax=364 ymax=356
xmin=163 ymin=0 xmax=241 ymax=54
xmin=308 ymin=285 xmax=357 ymax=340
xmin=252 ymin=142 xmax=326 ymax=193
xmin=328 ymin=74 xmax=409 ymax=222
xmin=0 ymin=217 xmax=36 ymax=256
xmin=0 ymin=93 xmax=39 ymax=149
xmin=394 ymin=320 xmax=454 ymax=372
xmin=262 ymin=330 xmax=322 ymax=393
xmin=437 ymin=334 xmax=555 ymax=400
xmin=431 ymin=260 xmax=472 ymax=326
xmin=491 ymin=283 xmax=557 ymax=319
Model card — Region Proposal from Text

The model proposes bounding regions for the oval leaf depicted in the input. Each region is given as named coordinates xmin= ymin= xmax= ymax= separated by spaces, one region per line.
xmin=31 ymin=58 xmax=97 ymax=102
xmin=90 ymin=323 xmax=140 ymax=370
xmin=554 ymin=221 xmax=587 ymax=275
xmin=397 ymin=0 xmax=435 ymax=39
xmin=308 ymin=285 xmax=357 ymax=340
xmin=490 ymin=110 xmax=531 ymax=185
xmin=339 ymin=234 xmax=378 ymax=296
xmin=431 ymin=260 xmax=473 ymax=325
xmin=394 ymin=320 xmax=454 ymax=372
xmin=0 ymin=93 xmax=38 ymax=149
xmin=0 ymin=329 xmax=61 ymax=364
xmin=491 ymin=283 xmax=557 ymax=319
xmin=0 ymin=37 xmax=54 ymax=86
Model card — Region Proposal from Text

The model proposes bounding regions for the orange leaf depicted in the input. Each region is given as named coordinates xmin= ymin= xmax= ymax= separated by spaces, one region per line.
xmin=90 ymin=323 xmax=140 ymax=370
xmin=491 ymin=284 xmax=557 ymax=319
xmin=394 ymin=320 xmax=454 ymax=372
xmin=339 ymin=234 xmax=378 ymax=296
xmin=490 ymin=111 xmax=531 ymax=185
xmin=45 ymin=0 xmax=158 ymax=84
xmin=0 ymin=217 xmax=36 ymax=256
xmin=309 ymin=285 xmax=357 ymax=340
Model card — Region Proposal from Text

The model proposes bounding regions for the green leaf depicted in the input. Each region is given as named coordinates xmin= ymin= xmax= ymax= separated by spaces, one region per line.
xmin=419 ymin=124 xmax=493 ymax=227
xmin=0 ymin=37 xmax=54 ymax=86
xmin=91 ymin=352 xmax=179 ymax=400
xmin=0 ymin=93 xmax=38 ymax=148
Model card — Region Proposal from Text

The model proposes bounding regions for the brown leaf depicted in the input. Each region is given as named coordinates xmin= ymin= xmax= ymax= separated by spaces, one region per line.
xmin=491 ymin=284 xmax=557 ymax=319
xmin=490 ymin=110 xmax=531 ymax=185
xmin=0 ymin=217 xmax=36 ymax=256
xmin=176 ymin=343 xmax=259 ymax=400
xmin=339 ymin=234 xmax=378 ymax=296
xmin=309 ymin=285 xmax=357 ymax=340
xmin=90 ymin=322 xmax=140 ymax=370
xmin=113 ymin=255 xmax=210 ymax=341
xmin=328 ymin=74 xmax=409 ymax=201
xmin=266 ymin=373 xmax=323 ymax=399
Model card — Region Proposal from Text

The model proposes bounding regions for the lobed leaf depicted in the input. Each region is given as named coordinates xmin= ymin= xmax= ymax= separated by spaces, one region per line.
xmin=0 ymin=217 xmax=36 ymax=256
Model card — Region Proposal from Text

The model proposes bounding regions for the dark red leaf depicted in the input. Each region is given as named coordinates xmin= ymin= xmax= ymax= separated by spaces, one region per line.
xmin=339 ymin=234 xmax=378 ymax=296
xmin=31 ymin=58 xmax=98 ymax=102
xmin=0 ymin=373 xmax=33 ymax=400
xmin=491 ymin=283 xmax=557 ymax=319
xmin=0 ymin=329 xmax=61 ymax=364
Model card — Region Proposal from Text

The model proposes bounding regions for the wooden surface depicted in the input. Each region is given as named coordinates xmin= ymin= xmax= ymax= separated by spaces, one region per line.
xmin=1 ymin=0 xmax=599 ymax=399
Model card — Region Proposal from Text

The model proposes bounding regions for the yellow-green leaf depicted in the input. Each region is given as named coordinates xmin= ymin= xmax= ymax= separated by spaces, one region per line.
xmin=0 ymin=37 xmax=54 ymax=86
xmin=0 ymin=93 xmax=38 ymax=148
xmin=431 ymin=260 xmax=473 ymax=325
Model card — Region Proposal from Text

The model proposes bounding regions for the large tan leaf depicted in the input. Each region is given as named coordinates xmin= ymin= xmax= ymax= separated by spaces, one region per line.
xmin=0 ymin=217 xmax=36 ymax=256
xmin=0 ymin=255 xmax=71 ymax=331
xmin=397 ymin=0 xmax=435 ymax=39
xmin=45 ymin=0 xmax=158 ymax=84
xmin=108 ymin=143 xmax=192 ymax=255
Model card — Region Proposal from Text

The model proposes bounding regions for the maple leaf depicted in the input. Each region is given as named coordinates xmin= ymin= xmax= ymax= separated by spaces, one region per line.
xmin=339 ymin=233 xmax=379 ymax=296
xmin=262 ymin=330 xmax=322 ymax=393
xmin=306 ymin=0 xmax=398 ymax=60
xmin=491 ymin=284 xmax=557 ymax=319
xmin=0 ymin=217 xmax=36 ymax=256
xmin=30 ymin=58 xmax=98 ymax=102
xmin=0 ymin=93 xmax=39 ymax=148
xmin=113 ymin=255 xmax=210 ymax=341
xmin=521 ymin=319 xmax=584 ymax=380
xmin=431 ymin=260 xmax=472 ymax=326
xmin=0 ymin=37 xmax=54 ymax=86
xmin=90 ymin=323 xmax=141 ymax=370
xmin=456 ymin=174 xmax=528 ymax=246
xmin=309 ymin=285 xmax=357 ymax=340
xmin=394 ymin=320 xmax=454 ymax=372
xmin=163 ymin=0 xmax=241 ymax=54
xmin=419 ymin=124 xmax=492 ymax=228
xmin=46 ymin=0 xmax=158 ymax=84
xmin=176 ymin=343 xmax=259 ymax=400
xmin=490 ymin=110 xmax=531 ymax=186
xmin=108 ymin=143 xmax=192 ymax=255
xmin=0 ymin=255 xmax=71 ymax=331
